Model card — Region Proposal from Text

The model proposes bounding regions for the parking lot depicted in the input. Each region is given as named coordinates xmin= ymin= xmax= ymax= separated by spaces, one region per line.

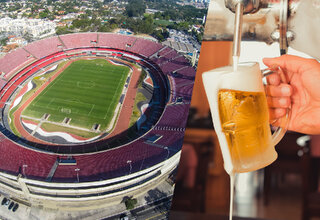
xmin=0 ymin=194 xmax=29 ymax=220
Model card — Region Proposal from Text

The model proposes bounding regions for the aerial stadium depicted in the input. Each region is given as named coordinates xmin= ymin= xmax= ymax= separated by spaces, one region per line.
xmin=0 ymin=32 xmax=195 ymax=219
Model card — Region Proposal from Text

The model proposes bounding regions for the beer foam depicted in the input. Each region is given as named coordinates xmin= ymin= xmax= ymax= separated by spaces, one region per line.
xmin=219 ymin=62 xmax=264 ymax=92
xmin=202 ymin=62 xmax=265 ymax=174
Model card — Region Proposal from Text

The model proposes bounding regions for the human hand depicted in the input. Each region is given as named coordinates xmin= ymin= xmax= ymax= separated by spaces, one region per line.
xmin=263 ymin=54 xmax=320 ymax=135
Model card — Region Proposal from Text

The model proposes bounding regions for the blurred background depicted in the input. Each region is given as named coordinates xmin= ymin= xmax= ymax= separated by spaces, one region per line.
xmin=170 ymin=0 xmax=320 ymax=219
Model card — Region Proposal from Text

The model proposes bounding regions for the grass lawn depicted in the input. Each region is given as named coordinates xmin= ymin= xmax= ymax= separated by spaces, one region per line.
xmin=22 ymin=59 xmax=130 ymax=130
xmin=129 ymin=70 xmax=149 ymax=127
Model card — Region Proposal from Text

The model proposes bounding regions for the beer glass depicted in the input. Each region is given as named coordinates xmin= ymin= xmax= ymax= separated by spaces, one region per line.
xmin=202 ymin=62 xmax=290 ymax=174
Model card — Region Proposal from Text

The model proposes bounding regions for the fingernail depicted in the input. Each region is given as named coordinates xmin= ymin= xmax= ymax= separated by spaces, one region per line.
xmin=281 ymin=86 xmax=290 ymax=96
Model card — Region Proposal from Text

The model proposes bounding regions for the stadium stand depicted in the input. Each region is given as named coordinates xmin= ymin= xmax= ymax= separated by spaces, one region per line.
xmin=160 ymin=56 xmax=190 ymax=74
xmin=27 ymin=142 xmax=165 ymax=182
xmin=0 ymin=63 xmax=42 ymax=108
xmin=175 ymin=81 xmax=194 ymax=97
xmin=156 ymin=47 xmax=172 ymax=57
xmin=151 ymin=49 xmax=180 ymax=66
xmin=59 ymin=33 xmax=98 ymax=49
xmin=0 ymin=48 xmax=34 ymax=78
xmin=0 ymin=137 xmax=56 ymax=180
xmin=147 ymin=129 xmax=185 ymax=146
xmin=175 ymin=66 xmax=196 ymax=78
xmin=127 ymin=38 xmax=164 ymax=58
xmin=24 ymin=36 xmax=65 ymax=59
xmin=98 ymin=33 xmax=136 ymax=51
xmin=156 ymin=104 xmax=190 ymax=128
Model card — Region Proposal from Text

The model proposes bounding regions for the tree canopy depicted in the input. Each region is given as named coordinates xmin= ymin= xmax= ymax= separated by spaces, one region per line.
xmin=125 ymin=0 xmax=146 ymax=17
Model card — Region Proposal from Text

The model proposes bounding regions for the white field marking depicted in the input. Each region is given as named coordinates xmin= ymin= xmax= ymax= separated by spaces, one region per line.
xmin=31 ymin=67 xmax=66 ymax=107
xmin=88 ymin=104 xmax=95 ymax=116
xmin=56 ymin=99 xmax=93 ymax=116
xmin=32 ymin=93 xmax=104 ymax=119
xmin=58 ymin=105 xmax=76 ymax=114
xmin=11 ymin=81 xmax=33 ymax=109
xmin=141 ymin=103 xmax=149 ymax=114
xmin=33 ymin=62 xmax=96 ymax=109
xmin=103 ymin=69 xmax=131 ymax=131
xmin=31 ymin=119 xmax=44 ymax=136
xmin=143 ymin=74 xmax=153 ymax=87
xmin=45 ymin=98 xmax=55 ymax=108
xmin=22 ymin=121 xmax=100 ymax=143
xmin=37 ymin=64 xmax=58 ymax=77
xmin=107 ymin=59 xmax=127 ymax=67
xmin=45 ymin=97 xmax=94 ymax=116
xmin=60 ymin=107 xmax=71 ymax=114
xmin=105 ymin=103 xmax=121 ymax=132
xmin=103 ymin=70 xmax=126 ymax=119
xmin=21 ymin=115 xmax=100 ymax=133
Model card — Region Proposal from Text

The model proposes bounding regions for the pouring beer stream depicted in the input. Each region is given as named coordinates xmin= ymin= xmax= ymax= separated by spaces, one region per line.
xmin=230 ymin=1 xmax=245 ymax=219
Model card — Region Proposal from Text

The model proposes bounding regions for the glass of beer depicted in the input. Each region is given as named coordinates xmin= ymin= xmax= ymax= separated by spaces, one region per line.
xmin=202 ymin=62 xmax=290 ymax=174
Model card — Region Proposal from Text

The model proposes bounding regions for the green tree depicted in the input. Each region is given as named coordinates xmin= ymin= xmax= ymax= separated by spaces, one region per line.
xmin=0 ymin=37 xmax=8 ymax=46
xmin=39 ymin=12 xmax=48 ymax=19
xmin=140 ymin=14 xmax=154 ymax=34
xmin=98 ymin=23 xmax=111 ymax=32
xmin=125 ymin=198 xmax=137 ymax=210
xmin=22 ymin=12 xmax=29 ymax=18
xmin=125 ymin=0 xmax=146 ymax=17
xmin=56 ymin=26 xmax=72 ymax=35
xmin=152 ymin=28 xmax=169 ymax=42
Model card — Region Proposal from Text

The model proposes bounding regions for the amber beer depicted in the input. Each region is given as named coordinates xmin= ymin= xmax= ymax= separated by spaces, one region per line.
xmin=218 ymin=89 xmax=276 ymax=173
xmin=202 ymin=62 xmax=283 ymax=174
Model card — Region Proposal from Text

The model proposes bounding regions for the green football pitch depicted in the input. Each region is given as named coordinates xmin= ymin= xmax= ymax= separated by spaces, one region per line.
xmin=22 ymin=59 xmax=130 ymax=130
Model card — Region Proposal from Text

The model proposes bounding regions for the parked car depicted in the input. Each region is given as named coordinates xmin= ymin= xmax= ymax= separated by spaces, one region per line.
xmin=12 ymin=203 xmax=19 ymax=212
xmin=2 ymin=198 xmax=10 ymax=206
xmin=119 ymin=214 xmax=129 ymax=220
xmin=8 ymin=201 xmax=14 ymax=210
xmin=1 ymin=197 xmax=7 ymax=205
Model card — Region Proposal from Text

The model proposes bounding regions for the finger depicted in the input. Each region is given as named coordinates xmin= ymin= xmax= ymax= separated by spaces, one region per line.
xmin=267 ymin=96 xmax=291 ymax=108
xmin=265 ymin=84 xmax=292 ymax=97
xmin=266 ymin=73 xmax=280 ymax=85
xmin=263 ymin=55 xmax=301 ymax=69
xmin=269 ymin=108 xmax=287 ymax=120
xmin=263 ymin=54 xmax=318 ymax=74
